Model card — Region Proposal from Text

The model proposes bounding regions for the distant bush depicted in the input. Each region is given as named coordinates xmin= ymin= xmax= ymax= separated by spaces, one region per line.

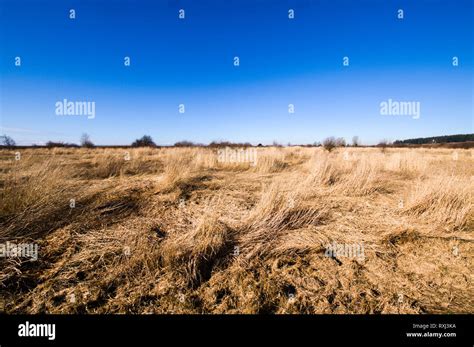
xmin=131 ymin=135 xmax=156 ymax=147
xmin=322 ymin=137 xmax=347 ymax=152
xmin=208 ymin=141 xmax=252 ymax=148
xmin=301 ymin=141 xmax=321 ymax=147
xmin=174 ymin=140 xmax=204 ymax=147
xmin=323 ymin=137 xmax=337 ymax=152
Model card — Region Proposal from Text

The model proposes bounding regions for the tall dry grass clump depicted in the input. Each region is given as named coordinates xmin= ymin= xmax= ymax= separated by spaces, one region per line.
xmin=159 ymin=148 xmax=214 ymax=189
xmin=304 ymin=152 xmax=341 ymax=186
xmin=76 ymin=148 xmax=162 ymax=179
xmin=252 ymin=148 xmax=288 ymax=173
xmin=402 ymin=176 xmax=472 ymax=231
xmin=302 ymin=150 xmax=384 ymax=196
xmin=0 ymin=155 xmax=76 ymax=239
xmin=337 ymin=156 xmax=384 ymax=196
xmin=160 ymin=201 xmax=234 ymax=287
xmin=238 ymin=182 xmax=329 ymax=259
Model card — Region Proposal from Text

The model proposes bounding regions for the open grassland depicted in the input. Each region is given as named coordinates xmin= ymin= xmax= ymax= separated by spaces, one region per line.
xmin=0 ymin=147 xmax=472 ymax=313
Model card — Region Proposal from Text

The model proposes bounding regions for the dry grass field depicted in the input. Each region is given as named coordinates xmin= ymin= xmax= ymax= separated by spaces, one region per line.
xmin=0 ymin=146 xmax=472 ymax=314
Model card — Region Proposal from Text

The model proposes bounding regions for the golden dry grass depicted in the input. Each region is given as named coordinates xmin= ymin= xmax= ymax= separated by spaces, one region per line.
xmin=0 ymin=146 xmax=472 ymax=313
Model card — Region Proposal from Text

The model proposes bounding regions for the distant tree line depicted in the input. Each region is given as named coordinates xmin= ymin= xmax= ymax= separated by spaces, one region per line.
xmin=45 ymin=141 xmax=79 ymax=148
xmin=5 ymin=133 xmax=474 ymax=149
xmin=394 ymin=134 xmax=474 ymax=145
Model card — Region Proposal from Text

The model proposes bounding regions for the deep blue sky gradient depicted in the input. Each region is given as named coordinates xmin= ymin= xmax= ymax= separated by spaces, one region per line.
xmin=1 ymin=0 xmax=473 ymax=145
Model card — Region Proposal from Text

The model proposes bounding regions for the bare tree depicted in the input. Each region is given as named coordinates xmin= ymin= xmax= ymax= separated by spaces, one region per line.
xmin=377 ymin=139 xmax=391 ymax=153
xmin=335 ymin=137 xmax=346 ymax=147
xmin=352 ymin=136 xmax=360 ymax=147
xmin=80 ymin=133 xmax=94 ymax=148
xmin=0 ymin=134 xmax=16 ymax=147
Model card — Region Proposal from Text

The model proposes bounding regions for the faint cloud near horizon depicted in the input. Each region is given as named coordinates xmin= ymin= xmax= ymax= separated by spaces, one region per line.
xmin=0 ymin=127 xmax=38 ymax=134
xmin=0 ymin=127 xmax=74 ymax=145
xmin=0 ymin=126 xmax=67 ymax=136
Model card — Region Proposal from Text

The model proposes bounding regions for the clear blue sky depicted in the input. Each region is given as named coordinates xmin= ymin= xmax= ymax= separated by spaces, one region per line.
xmin=1 ymin=0 xmax=472 ymax=145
